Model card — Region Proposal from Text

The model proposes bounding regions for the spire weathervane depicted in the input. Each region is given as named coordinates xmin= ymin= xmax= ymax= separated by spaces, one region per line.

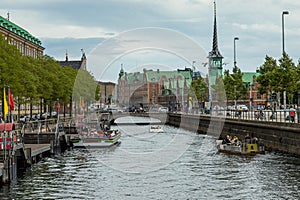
xmin=209 ymin=0 xmax=223 ymax=59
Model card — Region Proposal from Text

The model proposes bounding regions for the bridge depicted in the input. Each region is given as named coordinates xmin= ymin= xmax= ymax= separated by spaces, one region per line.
xmin=109 ymin=112 xmax=169 ymax=125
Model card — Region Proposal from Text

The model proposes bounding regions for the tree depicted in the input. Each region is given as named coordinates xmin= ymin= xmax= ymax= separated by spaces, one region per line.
xmin=256 ymin=55 xmax=278 ymax=105
xmin=223 ymin=66 xmax=247 ymax=106
xmin=277 ymin=52 xmax=296 ymax=104
xmin=190 ymin=76 xmax=208 ymax=103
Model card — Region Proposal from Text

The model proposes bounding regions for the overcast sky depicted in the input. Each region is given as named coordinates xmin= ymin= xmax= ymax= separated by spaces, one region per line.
xmin=1 ymin=0 xmax=300 ymax=82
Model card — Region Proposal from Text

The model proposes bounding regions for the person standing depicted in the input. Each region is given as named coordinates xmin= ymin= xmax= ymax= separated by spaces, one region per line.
xmin=290 ymin=109 xmax=295 ymax=122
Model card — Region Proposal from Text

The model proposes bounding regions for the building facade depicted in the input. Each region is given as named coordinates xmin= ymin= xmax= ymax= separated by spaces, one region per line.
xmin=117 ymin=67 xmax=193 ymax=111
xmin=98 ymin=81 xmax=116 ymax=106
xmin=59 ymin=52 xmax=87 ymax=70
xmin=0 ymin=15 xmax=44 ymax=58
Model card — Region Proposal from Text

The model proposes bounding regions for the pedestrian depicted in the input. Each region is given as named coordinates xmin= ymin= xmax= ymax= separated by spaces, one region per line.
xmin=290 ymin=109 xmax=295 ymax=122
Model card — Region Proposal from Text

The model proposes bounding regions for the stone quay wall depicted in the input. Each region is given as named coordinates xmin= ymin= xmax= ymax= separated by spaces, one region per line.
xmin=167 ymin=113 xmax=300 ymax=156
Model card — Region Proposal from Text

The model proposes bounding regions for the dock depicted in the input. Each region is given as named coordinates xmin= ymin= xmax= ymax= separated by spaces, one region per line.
xmin=25 ymin=144 xmax=50 ymax=157
xmin=0 ymin=118 xmax=74 ymax=184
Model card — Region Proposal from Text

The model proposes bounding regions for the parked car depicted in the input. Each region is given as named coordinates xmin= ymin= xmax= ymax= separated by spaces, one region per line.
xmin=158 ymin=107 xmax=169 ymax=113
xmin=107 ymin=108 xmax=118 ymax=114
xmin=19 ymin=115 xmax=30 ymax=123
xmin=51 ymin=111 xmax=57 ymax=117
xmin=237 ymin=105 xmax=249 ymax=111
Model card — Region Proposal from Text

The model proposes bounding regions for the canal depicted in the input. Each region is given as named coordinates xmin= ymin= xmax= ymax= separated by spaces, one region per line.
xmin=1 ymin=116 xmax=300 ymax=199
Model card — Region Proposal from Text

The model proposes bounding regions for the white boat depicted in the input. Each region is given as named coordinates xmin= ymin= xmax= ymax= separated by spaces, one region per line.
xmin=72 ymin=129 xmax=121 ymax=148
xmin=72 ymin=113 xmax=121 ymax=148
xmin=150 ymin=125 xmax=164 ymax=133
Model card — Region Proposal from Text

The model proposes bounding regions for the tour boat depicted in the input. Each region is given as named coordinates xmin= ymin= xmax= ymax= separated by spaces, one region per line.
xmin=72 ymin=112 xmax=121 ymax=148
xmin=216 ymin=139 xmax=265 ymax=155
xmin=72 ymin=129 xmax=121 ymax=148
xmin=149 ymin=125 xmax=164 ymax=133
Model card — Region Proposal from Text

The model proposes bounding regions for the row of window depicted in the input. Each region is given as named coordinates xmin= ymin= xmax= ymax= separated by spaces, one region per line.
xmin=8 ymin=37 xmax=42 ymax=58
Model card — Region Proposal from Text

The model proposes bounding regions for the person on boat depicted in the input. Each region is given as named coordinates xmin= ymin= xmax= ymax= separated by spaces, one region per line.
xmin=252 ymin=137 xmax=258 ymax=144
xmin=222 ymin=135 xmax=232 ymax=145
xmin=233 ymin=136 xmax=239 ymax=145
xmin=245 ymin=133 xmax=252 ymax=144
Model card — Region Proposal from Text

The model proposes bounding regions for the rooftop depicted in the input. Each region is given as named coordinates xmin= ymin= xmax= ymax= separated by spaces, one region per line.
xmin=0 ymin=15 xmax=42 ymax=46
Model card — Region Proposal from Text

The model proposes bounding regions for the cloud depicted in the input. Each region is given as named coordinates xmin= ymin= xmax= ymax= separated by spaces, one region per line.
xmin=1 ymin=0 xmax=300 ymax=80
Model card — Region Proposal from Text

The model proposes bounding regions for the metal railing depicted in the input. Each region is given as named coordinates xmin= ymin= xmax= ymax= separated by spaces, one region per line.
xmin=203 ymin=109 xmax=299 ymax=123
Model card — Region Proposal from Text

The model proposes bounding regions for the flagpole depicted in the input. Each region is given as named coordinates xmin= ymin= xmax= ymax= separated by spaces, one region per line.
xmin=8 ymin=86 xmax=11 ymax=123
xmin=1 ymin=85 xmax=3 ymax=120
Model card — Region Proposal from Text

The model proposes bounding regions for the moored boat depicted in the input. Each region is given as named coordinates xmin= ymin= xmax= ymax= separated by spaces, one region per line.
xmin=73 ymin=129 xmax=121 ymax=148
xmin=71 ymin=112 xmax=121 ymax=148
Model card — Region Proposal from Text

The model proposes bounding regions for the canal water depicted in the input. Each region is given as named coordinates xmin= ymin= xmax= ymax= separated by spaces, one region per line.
xmin=1 ymin=117 xmax=300 ymax=199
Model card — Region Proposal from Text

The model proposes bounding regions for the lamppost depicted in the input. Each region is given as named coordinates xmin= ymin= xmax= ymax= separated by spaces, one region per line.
xmin=282 ymin=11 xmax=289 ymax=54
xmin=282 ymin=11 xmax=289 ymax=114
xmin=234 ymin=37 xmax=239 ymax=67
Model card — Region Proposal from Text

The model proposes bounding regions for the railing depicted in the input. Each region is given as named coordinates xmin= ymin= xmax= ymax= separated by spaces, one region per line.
xmin=195 ymin=109 xmax=299 ymax=123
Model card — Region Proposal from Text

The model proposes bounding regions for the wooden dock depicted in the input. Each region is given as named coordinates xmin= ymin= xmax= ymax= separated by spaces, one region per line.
xmin=25 ymin=144 xmax=51 ymax=157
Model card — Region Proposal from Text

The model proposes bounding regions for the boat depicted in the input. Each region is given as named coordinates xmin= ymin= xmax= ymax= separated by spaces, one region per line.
xmin=72 ymin=129 xmax=121 ymax=148
xmin=149 ymin=125 xmax=164 ymax=133
xmin=216 ymin=137 xmax=265 ymax=155
xmin=71 ymin=112 xmax=121 ymax=148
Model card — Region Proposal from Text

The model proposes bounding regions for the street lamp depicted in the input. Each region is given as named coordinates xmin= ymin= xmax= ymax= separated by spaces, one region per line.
xmin=282 ymin=11 xmax=289 ymax=54
xmin=234 ymin=37 xmax=239 ymax=67
xmin=282 ymin=11 xmax=289 ymax=113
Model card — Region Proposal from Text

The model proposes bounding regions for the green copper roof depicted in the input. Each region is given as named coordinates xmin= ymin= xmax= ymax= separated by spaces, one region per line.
xmin=0 ymin=16 xmax=42 ymax=46
xmin=120 ymin=67 xmax=124 ymax=74
xmin=119 ymin=69 xmax=193 ymax=89
xmin=242 ymin=72 xmax=260 ymax=85
xmin=146 ymin=70 xmax=192 ymax=83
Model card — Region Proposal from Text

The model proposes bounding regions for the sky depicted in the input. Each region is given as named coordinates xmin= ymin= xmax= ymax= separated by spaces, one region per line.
xmin=1 ymin=0 xmax=300 ymax=82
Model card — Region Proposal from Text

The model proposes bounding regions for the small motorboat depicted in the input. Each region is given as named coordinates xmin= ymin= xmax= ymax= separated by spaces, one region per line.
xmin=149 ymin=125 xmax=164 ymax=133
xmin=216 ymin=137 xmax=265 ymax=155
xmin=73 ymin=129 xmax=121 ymax=148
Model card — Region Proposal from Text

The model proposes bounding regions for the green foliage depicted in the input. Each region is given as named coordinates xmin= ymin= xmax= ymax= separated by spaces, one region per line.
xmin=190 ymin=76 xmax=208 ymax=102
xmin=256 ymin=55 xmax=277 ymax=95
xmin=223 ymin=66 xmax=247 ymax=103
xmin=95 ymin=84 xmax=100 ymax=101
xmin=257 ymin=53 xmax=299 ymax=104
xmin=0 ymin=35 xmax=97 ymax=115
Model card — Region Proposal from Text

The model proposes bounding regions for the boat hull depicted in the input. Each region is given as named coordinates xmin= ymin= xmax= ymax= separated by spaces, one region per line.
xmin=73 ymin=133 xmax=121 ymax=148
xmin=216 ymin=140 xmax=265 ymax=155
xmin=73 ymin=140 xmax=121 ymax=148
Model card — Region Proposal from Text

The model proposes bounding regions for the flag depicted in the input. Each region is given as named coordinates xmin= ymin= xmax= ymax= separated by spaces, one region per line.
xmin=3 ymin=88 xmax=8 ymax=118
xmin=81 ymin=97 xmax=85 ymax=109
xmin=9 ymin=90 xmax=14 ymax=111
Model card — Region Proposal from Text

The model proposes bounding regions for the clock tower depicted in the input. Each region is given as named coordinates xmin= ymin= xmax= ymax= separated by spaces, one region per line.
xmin=208 ymin=0 xmax=223 ymax=86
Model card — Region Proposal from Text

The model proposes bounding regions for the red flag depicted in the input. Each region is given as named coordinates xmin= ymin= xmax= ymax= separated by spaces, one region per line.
xmin=9 ymin=90 xmax=14 ymax=111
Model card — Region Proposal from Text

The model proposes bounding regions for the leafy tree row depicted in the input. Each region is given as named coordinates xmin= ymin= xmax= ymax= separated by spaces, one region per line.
xmin=0 ymin=35 xmax=99 ymax=120
xmin=257 ymin=52 xmax=300 ymax=106
xmin=192 ymin=52 xmax=300 ymax=108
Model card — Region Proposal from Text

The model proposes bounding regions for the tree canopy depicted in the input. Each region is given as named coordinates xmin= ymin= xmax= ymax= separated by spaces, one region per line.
xmin=0 ymin=35 xmax=98 ymax=118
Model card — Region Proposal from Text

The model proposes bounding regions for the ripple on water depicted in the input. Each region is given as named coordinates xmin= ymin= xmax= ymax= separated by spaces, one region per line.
xmin=2 ymin=125 xmax=300 ymax=200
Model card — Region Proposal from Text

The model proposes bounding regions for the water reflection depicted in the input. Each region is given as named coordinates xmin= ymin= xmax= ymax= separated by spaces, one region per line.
xmin=1 ymin=124 xmax=299 ymax=199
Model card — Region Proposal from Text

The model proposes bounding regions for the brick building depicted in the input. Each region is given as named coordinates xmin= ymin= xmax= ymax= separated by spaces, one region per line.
xmin=117 ymin=66 xmax=192 ymax=111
